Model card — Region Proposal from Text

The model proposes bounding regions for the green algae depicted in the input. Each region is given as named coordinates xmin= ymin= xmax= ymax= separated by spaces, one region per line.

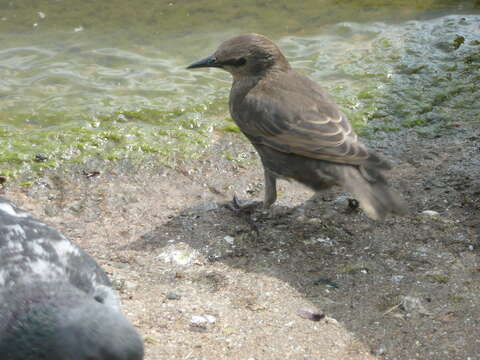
xmin=0 ymin=102 xmax=229 ymax=179
xmin=219 ymin=124 xmax=241 ymax=133
xmin=317 ymin=16 xmax=480 ymax=138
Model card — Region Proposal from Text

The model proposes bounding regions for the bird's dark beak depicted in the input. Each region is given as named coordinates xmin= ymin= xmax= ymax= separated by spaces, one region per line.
xmin=186 ymin=55 xmax=220 ymax=69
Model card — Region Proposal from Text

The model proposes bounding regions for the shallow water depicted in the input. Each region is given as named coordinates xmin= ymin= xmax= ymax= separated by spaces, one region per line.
xmin=0 ymin=0 xmax=479 ymax=178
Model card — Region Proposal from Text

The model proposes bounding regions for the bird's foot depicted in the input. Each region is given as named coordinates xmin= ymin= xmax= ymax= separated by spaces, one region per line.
xmin=227 ymin=194 xmax=262 ymax=213
xmin=226 ymin=194 xmax=262 ymax=234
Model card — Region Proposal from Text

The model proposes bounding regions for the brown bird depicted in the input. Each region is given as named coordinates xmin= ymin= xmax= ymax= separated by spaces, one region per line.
xmin=187 ymin=34 xmax=405 ymax=220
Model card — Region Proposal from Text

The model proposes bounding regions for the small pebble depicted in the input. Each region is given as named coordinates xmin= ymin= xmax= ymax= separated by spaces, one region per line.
xmin=421 ymin=210 xmax=440 ymax=216
xmin=400 ymin=296 xmax=431 ymax=316
xmin=190 ymin=316 xmax=209 ymax=332
xmin=373 ymin=344 xmax=387 ymax=355
xmin=35 ymin=153 xmax=48 ymax=162
xmin=223 ymin=235 xmax=235 ymax=245
xmin=204 ymin=314 xmax=216 ymax=324
xmin=117 ymin=114 xmax=128 ymax=122
xmin=334 ymin=195 xmax=349 ymax=204
xmin=166 ymin=292 xmax=181 ymax=300
xmin=392 ymin=275 xmax=405 ymax=282
xmin=191 ymin=315 xmax=207 ymax=325
xmin=297 ymin=308 xmax=325 ymax=322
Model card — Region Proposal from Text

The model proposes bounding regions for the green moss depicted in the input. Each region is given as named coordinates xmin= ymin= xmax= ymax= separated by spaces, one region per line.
xmin=0 ymin=97 xmax=234 ymax=180
xmin=453 ymin=35 xmax=465 ymax=50
xmin=370 ymin=124 xmax=401 ymax=133
xmin=219 ymin=124 xmax=241 ymax=133
xmin=450 ymin=295 xmax=464 ymax=304
xmin=425 ymin=273 xmax=449 ymax=284
xmin=101 ymin=132 xmax=124 ymax=142
xmin=338 ymin=263 xmax=369 ymax=275
xmin=402 ymin=118 xmax=426 ymax=128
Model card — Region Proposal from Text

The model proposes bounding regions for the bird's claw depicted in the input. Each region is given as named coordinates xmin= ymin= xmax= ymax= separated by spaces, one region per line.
xmin=226 ymin=194 xmax=261 ymax=234
xmin=228 ymin=194 xmax=262 ymax=213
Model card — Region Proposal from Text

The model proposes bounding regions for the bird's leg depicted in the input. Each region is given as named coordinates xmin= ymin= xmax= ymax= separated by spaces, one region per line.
xmin=227 ymin=168 xmax=276 ymax=211
xmin=225 ymin=169 xmax=277 ymax=233
xmin=263 ymin=169 xmax=277 ymax=209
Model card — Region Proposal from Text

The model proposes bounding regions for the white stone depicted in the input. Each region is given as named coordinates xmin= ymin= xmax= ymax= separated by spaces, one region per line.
xmin=204 ymin=314 xmax=216 ymax=323
xmin=223 ymin=236 xmax=235 ymax=245
xmin=421 ymin=210 xmax=440 ymax=216
xmin=191 ymin=316 xmax=207 ymax=325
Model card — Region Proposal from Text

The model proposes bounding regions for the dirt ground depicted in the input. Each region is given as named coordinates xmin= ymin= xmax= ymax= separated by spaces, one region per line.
xmin=2 ymin=121 xmax=479 ymax=360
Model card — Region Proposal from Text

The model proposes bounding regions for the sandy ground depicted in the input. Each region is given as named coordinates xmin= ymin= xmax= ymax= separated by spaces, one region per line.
xmin=2 ymin=121 xmax=479 ymax=359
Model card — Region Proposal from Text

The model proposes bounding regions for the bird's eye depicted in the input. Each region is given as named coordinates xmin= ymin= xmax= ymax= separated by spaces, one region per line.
xmin=221 ymin=57 xmax=247 ymax=67
xmin=235 ymin=57 xmax=246 ymax=66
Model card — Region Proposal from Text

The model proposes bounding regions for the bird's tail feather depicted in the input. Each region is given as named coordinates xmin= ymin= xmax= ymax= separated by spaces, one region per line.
xmin=340 ymin=166 xmax=406 ymax=220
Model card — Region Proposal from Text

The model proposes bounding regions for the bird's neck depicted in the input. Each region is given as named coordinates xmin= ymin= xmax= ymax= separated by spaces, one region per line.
xmin=229 ymin=75 xmax=262 ymax=118
xmin=230 ymin=65 xmax=289 ymax=98
xmin=231 ymin=75 xmax=260 ymax=95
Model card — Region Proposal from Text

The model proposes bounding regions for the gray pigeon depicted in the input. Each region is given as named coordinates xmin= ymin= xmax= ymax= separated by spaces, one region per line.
xmin=0 ymin=197 xmax=144 ymax=360
xmin=187 ymin=34 xmax=405 ymax=220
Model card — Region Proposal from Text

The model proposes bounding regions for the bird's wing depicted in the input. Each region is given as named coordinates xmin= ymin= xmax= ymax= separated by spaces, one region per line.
xmin=233 ymin=74 xmax=371 ymax=165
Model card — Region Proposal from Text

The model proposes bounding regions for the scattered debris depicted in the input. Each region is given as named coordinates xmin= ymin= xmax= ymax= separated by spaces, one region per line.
xmin=189 ymin=314 xmax=216 ymax=332
xmin=400 ymin=296 xmax=432 ymax=316
xmin=158 ymin=248 xmax=198 ymax=266
xmin=311 ymin=278 xmax=339 ymax=289
xmin=391 ymin=275 xmax=405 ymax=282
xmin=297 ymin=308 xmax=325 ymax=322
xmin=82 ymin=170 xmax=100 ymax=178
xmin=373 ymin=344 xmax=387 ymax=356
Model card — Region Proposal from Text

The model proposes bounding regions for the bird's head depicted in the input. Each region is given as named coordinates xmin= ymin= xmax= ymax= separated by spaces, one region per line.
xmin=187 ymin=33 xmax=290 ymax=79
xmin=0 ymin=282 xmax=144 ymax=360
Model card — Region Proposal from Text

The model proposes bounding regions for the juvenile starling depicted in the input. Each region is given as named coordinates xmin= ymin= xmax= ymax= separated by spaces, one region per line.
xmin=187 ymin=34 xmax=405 ymax=220
xmin=0 ymin=197 xmax=144 ymax=360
